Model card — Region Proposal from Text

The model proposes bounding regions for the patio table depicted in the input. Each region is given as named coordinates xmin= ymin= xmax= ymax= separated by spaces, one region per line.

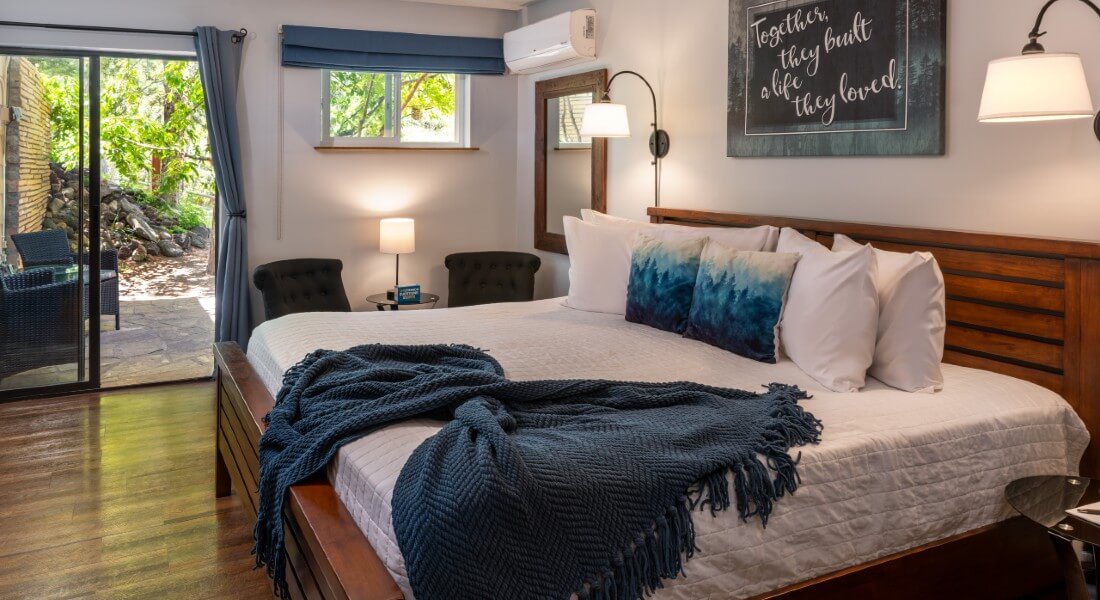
xmin=24 ymin=264 xmax=118 ymax=284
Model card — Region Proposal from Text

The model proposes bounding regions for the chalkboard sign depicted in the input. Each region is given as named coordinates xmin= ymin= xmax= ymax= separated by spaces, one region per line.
xmin=727 ymin=0 xmax=945 ymax=157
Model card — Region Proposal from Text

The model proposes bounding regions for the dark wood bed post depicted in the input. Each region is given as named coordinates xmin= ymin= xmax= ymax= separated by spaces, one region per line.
xmin=1068 ymin=258 xmax=1100 ymax=475
xmin=212 ymin=208 xmax=1100 ymax=599
xmin=215 ymin=364 xmax=233 ymax=498
xmin=214 ymin=343 xmax=404 ymax=600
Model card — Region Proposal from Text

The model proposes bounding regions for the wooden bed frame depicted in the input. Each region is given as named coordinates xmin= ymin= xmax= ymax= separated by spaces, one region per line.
xmin=215 ymin=208 xmax=1100 ymax=599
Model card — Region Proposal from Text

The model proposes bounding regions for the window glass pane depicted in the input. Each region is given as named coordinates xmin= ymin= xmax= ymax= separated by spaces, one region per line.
xmin=399 ymin=73 xmax=458 ymax=143
xmin=329 ymin=71 xmax=389 ymax=138
xmin=558 ymin=93 xmax=593 ymax=146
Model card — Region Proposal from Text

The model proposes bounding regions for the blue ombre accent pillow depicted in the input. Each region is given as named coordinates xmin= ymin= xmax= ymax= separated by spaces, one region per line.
xmin=625 ymin=234 xmax=705 ymax=333
xmin=685 ymin=241 xmax=800 ymax=363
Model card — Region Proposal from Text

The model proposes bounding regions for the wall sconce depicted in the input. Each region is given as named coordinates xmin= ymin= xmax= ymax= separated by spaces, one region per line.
xmin=978 ymin=0 xmax=1100 ymax=141
xmin=580 ymin=70 xmax=670 ymax=207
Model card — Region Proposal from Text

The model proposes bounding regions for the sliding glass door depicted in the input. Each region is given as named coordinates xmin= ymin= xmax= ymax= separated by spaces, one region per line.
xmin=0 ymin=49 xmax=214 ymax=399
xmin=0 ymin=53 xmax=96 ymax=396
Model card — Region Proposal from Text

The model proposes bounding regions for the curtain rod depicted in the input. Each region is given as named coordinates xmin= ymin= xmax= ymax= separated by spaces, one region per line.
xmin=0 ymin=21 xmax=247 ymax=43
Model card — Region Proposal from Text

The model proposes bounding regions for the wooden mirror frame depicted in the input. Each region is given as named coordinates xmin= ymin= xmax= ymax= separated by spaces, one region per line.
xmin=535 ymin=69 xmax=608 ymax=255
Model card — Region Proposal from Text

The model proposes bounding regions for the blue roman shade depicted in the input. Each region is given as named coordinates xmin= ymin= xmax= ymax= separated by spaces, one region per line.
xmin=281 ymin=25 xmax=505 ymax=75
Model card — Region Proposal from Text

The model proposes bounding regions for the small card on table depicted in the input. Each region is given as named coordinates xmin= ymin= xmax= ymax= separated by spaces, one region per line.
xmin=396 ymin=284 xmax=421 ymax=305
xmin=1066 ymin=501 xmax=1100 ymax=525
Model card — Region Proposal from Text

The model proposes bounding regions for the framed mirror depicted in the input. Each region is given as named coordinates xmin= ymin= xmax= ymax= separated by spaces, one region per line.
xmin=535 ymin=69 xmax=608 ymax=254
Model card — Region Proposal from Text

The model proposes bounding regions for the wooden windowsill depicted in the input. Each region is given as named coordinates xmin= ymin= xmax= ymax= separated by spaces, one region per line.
xmin=314 ymin=146 xmax=480 ymax=153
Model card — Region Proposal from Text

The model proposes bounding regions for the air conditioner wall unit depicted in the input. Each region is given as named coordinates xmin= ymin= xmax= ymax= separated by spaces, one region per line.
xmin=504 ymin=9 xmax=597 ymax=75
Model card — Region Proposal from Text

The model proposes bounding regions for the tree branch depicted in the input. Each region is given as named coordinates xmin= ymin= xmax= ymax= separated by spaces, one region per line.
xmin=355 ymin=76 xmax=379 ymax=134
xmin=400 ymin=74 xmax=430 ymax=114
xmin=118 ymin=137 xmax=210 ymax=164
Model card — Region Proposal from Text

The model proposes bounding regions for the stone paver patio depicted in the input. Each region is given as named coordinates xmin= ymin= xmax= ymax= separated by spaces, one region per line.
xmin=1 ymin=250 xmax=215 ymax=391
xmin=101 ymin=294 xmax=215 ymax=386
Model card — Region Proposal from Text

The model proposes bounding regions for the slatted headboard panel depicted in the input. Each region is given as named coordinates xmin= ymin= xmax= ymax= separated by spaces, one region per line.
xmin=649 ymin=207 xmax=1100 ymax=475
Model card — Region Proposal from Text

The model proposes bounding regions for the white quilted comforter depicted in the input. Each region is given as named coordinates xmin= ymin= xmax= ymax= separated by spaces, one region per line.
xmin=248 ymin=299 xmax=1088 ymax=599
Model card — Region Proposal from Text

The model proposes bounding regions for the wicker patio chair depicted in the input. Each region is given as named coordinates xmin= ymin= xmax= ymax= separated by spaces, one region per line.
xmin=11 ymin=229 xmax=121 ymax=330
xmin=0 ymin=270 xmax=83 ymax=384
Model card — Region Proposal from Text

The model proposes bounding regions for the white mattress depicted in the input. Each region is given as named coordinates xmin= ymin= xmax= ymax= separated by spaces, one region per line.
xmin=248 ymin=299 xmax=1089 ymax=600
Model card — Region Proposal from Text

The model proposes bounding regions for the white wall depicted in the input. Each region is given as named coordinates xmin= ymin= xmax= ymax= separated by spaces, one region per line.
xmin=1 ymin=0 xmax=521 ymax=315
xmin=518 ymin=0 xmax=1100 ymax=298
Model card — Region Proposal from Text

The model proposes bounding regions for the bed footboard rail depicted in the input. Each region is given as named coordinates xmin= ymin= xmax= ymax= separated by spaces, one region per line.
xmin=214 ymin=342 xmax=404 ymax=600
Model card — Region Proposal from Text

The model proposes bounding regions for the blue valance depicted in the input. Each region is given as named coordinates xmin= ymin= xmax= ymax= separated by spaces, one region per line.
xmin=281 ymin=25 xmax=505 ymax=75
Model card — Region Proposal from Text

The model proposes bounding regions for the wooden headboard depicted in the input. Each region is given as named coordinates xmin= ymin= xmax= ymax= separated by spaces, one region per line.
xmin=650 ymin=207 xmax=1100 ymax=475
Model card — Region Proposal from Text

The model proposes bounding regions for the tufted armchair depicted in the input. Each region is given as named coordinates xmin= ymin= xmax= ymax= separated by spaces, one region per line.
xmin=444 ymin=252 xmax=541 ymax=308
xmin=252 ymin=258 xmax=352 ymax=322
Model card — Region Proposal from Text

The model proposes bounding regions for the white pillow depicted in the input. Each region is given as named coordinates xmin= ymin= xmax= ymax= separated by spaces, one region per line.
xmin=777 ymin=228 xmax=879 ymax=392
xmin=833 ymin=234 xmax=946 ymax=392
xmin=562 ymin=216 xmax=635 ymax=314
xmin=580 ymin=209 xmax=779 ymax=251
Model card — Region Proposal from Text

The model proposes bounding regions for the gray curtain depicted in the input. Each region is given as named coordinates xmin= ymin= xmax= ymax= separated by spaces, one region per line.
xmin=195 ymin=27 xmax=251 ymax=348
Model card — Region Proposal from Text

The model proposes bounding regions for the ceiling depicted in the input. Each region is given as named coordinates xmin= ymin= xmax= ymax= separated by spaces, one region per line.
xmin=399 ymin=0 xmax=538 ymax=10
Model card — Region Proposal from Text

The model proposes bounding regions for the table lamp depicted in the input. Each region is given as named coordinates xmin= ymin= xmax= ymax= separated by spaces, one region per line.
xmin=380 ymin=218 xmax=415 ymax=299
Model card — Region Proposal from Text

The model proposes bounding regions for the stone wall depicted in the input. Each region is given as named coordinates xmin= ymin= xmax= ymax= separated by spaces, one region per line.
xmin=4 ymin=57 xmax=52 ymax=265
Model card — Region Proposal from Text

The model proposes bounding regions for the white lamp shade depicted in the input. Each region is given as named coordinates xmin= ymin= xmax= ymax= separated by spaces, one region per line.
xmin=978 ymin=53 xmax=1095 ymax=123
xmin=580 ymin=102 xmax=631 ymax=138
xmin=379 ymin=218 xmax=415 ymax=254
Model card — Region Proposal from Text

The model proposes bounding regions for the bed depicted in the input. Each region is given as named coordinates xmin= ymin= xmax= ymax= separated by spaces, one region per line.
xmin=214 ymin=209 xmax=1100 ymax=600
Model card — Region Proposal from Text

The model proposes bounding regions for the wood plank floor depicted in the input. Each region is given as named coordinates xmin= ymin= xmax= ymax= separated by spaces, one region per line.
xmin=0 ymin=382 xmax=273 ymax=599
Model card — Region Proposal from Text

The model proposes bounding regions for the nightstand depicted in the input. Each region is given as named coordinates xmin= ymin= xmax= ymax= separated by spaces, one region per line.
xmin=1005 ymin=475 xmax=1099 ymax=600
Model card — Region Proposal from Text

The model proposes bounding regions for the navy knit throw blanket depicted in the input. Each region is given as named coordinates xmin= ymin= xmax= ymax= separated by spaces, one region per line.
xmin=255 ymin=344 xmax=822 ymax=600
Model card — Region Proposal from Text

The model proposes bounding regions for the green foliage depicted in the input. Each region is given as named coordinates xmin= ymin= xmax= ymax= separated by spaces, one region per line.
xmin=328 ymin=71 xmax=457 ymax=141
xmin=36 ymin=58 xmax=81 ymax=168
xmin=130 ymin=189 xmax=170 ymax=212
xmin=399 ymin=73 xmax=456 ymax=137
xmin=30 ymin=56 xmax=214 ymax=203
xmin=130 ymin=188 xmax=211 ymax=232
xmin=175 ymin=203 xmax=208 ymax=231
xmin=329 ymin=71 xmax=388 ymax=138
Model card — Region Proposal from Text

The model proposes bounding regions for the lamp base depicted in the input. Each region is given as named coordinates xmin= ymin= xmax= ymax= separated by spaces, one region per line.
xmin=386 ymin=289 xmax=396 ymax=300
xmin=649 ymin=130 xmax=671 ymax=159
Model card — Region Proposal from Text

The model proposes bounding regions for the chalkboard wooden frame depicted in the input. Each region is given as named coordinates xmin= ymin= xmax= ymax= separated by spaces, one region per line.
xmin=727 ymin=0 xmax=946 ymax=157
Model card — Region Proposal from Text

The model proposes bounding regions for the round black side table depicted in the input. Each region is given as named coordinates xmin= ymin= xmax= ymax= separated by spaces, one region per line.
xmin=1005 ymin=475 xmax=1100 ymax=600
xmin=366 ymin=292 xmax=439 ymax=311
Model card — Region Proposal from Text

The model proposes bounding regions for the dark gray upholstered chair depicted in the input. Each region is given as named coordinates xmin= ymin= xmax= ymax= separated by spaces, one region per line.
xmin=11 ymin=228 xmax=121 ymax=330
xmin=444 ymin=252 xmax=541 ymax=308
xmin=252 ymin=258 xmax=352 ymax=321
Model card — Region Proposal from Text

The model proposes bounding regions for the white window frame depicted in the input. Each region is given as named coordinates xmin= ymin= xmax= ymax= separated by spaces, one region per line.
xmin=320 ymin=70 xmax=470 ymax=149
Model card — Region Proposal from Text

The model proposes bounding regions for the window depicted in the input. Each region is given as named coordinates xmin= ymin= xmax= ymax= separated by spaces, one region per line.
xmin=555 ymin=92 xmax=593 ymax=150
xmin=322 ymin=70 xmax=469 ymax=148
